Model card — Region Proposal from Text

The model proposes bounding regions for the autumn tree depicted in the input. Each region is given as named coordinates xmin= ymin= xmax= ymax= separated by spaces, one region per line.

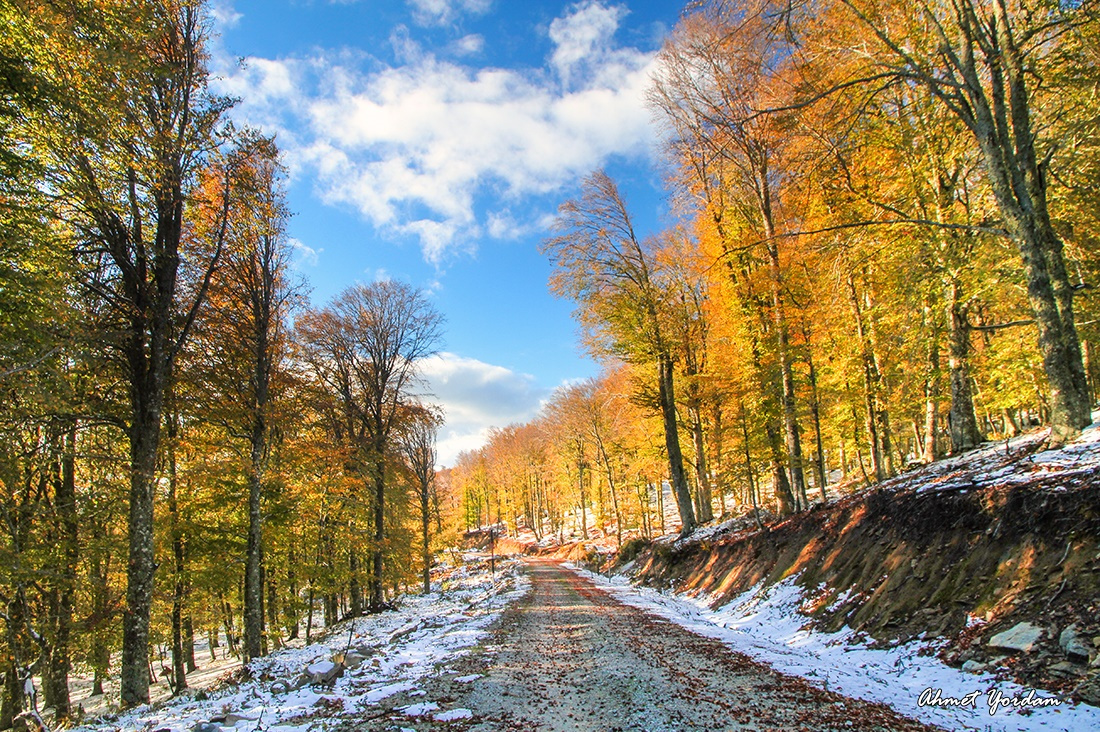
xmin=543 ymin=171 xmax=697 ymax=535
xmin=820 ymin=0 xmax=1094 ymax=444
xmin=295 ymin=281 xmax=443 ymax=611
xmin=651 ymin=0 xmax=813 ymax=510
xmin=14 ymin=0 xmax=240 ymax=706
xmin=185 ymin=137 xmax=299 ymax=663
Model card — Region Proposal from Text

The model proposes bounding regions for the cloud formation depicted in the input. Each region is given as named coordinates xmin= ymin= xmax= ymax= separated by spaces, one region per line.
xmin=212 ymin=1 xmax=658 ymax=264
xmin=407 ymin=0 xmax=493 ymax=27
xmin=417 ymin=352 xmax=549 ymax=465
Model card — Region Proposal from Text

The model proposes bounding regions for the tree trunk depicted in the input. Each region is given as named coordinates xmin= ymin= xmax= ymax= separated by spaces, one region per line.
xmin=805 ymin=345 xmax=828 ymax=501
xmin=243 ymin=399 xmax=267 ymax=660
xmin=711 ymin=402 xmax=728 ymax=516
xmin=657 ymin=353 xmax=696 ymax=534
xmin=89 ymin=546 xmax=111 ymax=695
xmin=369 ymin=445 xmax=386 ymax=611
xmin=120 ymin=387 xmax=163 ymax=707
xmin=766 ymin=420 xmax=797 ymax=516
xmin=167 ymin=422 xmax=187 ymax=692
xmin=577 ymin=457 xmax=588 ymax=539
xmin=739 ymin=402 xmax=764 ymax=529
xmin=972 ymin=3 xmax=1090 ymax=444
xmin=947 ymin=283 xmax=983 ymax=452
xmin=848 ymin=274 xmax=885 ymax=481
xmin=266 ymin=569 xmax=281 ymax=650
xmin=183 ymin=616 xmax=197 ymax=672
xmin=422 ymin=485 xmax=432 ymax=594
xmin=688 ymin=405 xmax=714 ymax=523
xmin=43 ymin=425 xmax=78 ymax=718
xmin=349 ymin=548 xmax=363 ymax=616
xmin=305 ymin=585 xmax=315 ymax=644
xmin=286 ymin=549 xmax=299 ymax=640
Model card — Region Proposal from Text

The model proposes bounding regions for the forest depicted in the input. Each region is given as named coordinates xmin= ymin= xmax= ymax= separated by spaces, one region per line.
xmin=455 ymin=0 xmax=1100 ymax=537
xmin=1 ymin=0 xmax=1098 ymax=728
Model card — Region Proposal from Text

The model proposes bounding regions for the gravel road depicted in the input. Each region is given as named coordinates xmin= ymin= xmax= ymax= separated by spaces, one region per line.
xmin=348 ymin=558 xmax=938 ymax=730
xmin=451 ymin=559 xmax=936 ymax=731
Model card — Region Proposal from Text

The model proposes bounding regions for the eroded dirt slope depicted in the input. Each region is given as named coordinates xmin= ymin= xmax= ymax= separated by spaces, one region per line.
xmin=625 ymin=440 xmax=1100 ymax=699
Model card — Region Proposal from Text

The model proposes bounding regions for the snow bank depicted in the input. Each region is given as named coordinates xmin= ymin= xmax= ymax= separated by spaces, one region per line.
xmin=568 ymin=564 xmax=1100 ymax=731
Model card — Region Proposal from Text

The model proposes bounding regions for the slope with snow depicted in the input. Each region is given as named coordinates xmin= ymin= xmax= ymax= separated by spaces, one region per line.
xmin=73 ymin=561 xmax=527 ymax=732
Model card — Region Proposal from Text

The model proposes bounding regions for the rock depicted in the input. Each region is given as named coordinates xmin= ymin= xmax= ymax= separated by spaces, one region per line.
xmin=224 ymin=713 xmax=259 ymax=726
xmin=292 ymin=673 xmax=310 ymax=689
xmin=270 ymin=680 xmax=291 ymax=695
xmin=1050 ymin=661 xmax=1085 ymax=677
xmin=306 ymin=659 xmax=344 ymax=685
xmin=1073 ymin=675 xmax=1100 ymax=706
xmin=1060 ymin=625 xmax=1093 ymax=660
xmin=988 ymin=622 xmax=1044 ymax=653
xmin=192 ymin=723 xmax=221 ymax=732
xmin=962 ymin=660 xmax=987 ymax=674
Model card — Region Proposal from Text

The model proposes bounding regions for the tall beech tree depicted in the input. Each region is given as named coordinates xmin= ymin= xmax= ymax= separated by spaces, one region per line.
xmin=543 ymin=171 xmax=697 ymax=535
xmin=189 ymin=138 xmax=298 ymax=663
xmin=651 ymin=0 xmax=811 ymax=506
xmin=25 ymin=0 xmax=237 ymax=705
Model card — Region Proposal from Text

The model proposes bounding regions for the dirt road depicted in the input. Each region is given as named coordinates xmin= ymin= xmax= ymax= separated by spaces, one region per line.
xmin=449 ymin=559 xmax=935 ymax=731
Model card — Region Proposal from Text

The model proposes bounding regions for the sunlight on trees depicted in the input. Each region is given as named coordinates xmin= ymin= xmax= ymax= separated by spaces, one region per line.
xmin=0 ymin=0 xmax=1097 ymax=719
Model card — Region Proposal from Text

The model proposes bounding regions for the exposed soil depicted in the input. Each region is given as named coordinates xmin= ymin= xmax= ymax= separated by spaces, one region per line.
xmin=426 ymin=559 xmax=935 ymax=731
xmin=624 ymin=442 xmax=1100 ymax=699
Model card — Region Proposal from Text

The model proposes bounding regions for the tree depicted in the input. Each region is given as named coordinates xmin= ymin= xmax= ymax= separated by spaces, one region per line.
xmin=23 ymin=0 xmax=237 ymax=705
xmin=828 ymin=0 xmax=1094 ymax=445
xmin=651 ymin=0 xmax=811 ymax=509
xmin=295 ymin=281 xmax=443 ymax=610
xmin=188 ymin=138 xmax=298 ymax=663
xmin=398 ymin=405 xmax=442 ymax=595
xmin=543 ymin=171 xmax=697 ymax=535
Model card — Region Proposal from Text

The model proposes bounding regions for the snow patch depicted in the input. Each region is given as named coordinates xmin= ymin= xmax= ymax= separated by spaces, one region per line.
xmin=72 ymin=562 xmax=529 ymax=732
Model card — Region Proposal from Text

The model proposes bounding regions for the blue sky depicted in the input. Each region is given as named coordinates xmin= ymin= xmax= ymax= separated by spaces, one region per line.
xmin=208 ymin=0 xmax=684 ymax=464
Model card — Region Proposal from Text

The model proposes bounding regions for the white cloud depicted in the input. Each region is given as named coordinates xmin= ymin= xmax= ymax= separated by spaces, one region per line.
xmin=451 ymin=33 xmax=484 ymax=56
xmin=407 ymin=0 xmax=492 ymax=27
xmin=209 ymin=0 xmax=243 ymax=29
xmin=549 ymin=0 xmax=627 ymax=87
xmin=289 ymin=238 xmax=321 ymax=268
xmin=418 ymin=352 xmax=549 ymax=466
xmin=212 ymin=1 xmax=658 ymax=264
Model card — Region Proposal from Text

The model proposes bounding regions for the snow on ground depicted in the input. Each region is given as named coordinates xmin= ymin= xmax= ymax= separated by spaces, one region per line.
xmin=896 ymin=409 xmax=1100 ymax=495
xmin=568 ymin=564 xmax=1100 ymax=731
xmin=74 ymin=561 xmax=528 ymax=732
